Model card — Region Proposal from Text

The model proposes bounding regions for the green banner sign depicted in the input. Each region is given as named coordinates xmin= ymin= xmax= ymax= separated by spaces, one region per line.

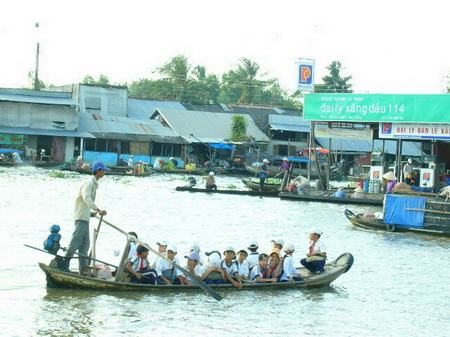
xmin=0 ymin=134 xmax=24 ymax=145
xmin=304 ymin=94 xmax=450 ymax=123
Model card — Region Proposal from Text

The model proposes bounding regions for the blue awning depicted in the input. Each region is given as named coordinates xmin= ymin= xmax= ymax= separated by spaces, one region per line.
xmin=208 ymin=143 xmax=236 ymax=150
xmin=0 ymin=149 xmax=24 ymax=154
xmin=272 ymin=156 xmax=311 ymax=163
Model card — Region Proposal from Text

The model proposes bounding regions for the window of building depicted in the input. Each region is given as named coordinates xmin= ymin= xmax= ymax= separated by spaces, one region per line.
xmin=171 ymin=144 xmax=182 ymax=157
xmin=121 ymin=141 xmax=130 ymax=154
xmin=152 ymin=142 xmax=163 ymax=156
xmin=108 ymin=140 xmax=119 ymax=153
xmin=85 ymin=139 xmax=96 ymax=151
xmin=96 ymin=139 xmax=107 ymax=152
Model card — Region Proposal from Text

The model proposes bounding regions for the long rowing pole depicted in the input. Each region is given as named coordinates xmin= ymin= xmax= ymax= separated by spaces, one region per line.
xmin=24 ymin=244 xmax=118 ymax=269
xmin=97 ymin=216 xmax=223 ymax=301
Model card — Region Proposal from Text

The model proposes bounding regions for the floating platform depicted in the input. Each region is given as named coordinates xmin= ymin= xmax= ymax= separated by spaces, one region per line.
xmin=175 ymin=186 xmax=279 ymax=197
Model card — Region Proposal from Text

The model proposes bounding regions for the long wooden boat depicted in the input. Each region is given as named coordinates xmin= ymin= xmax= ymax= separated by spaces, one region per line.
xmin=175 ymin=186 xmax=279 ymax=197
xmin=39 ymin=253 xmax=353 ymax=291
xmin=344 ymin=209 xmax=450 ymax=237
xmin=65 ymin=168 xmax=152 ymax=177
xmin=153 ymin=168 xmax=206 ymax=176
xmin=279 ymin=191 xmax=384 ymax=206
xmin=242 ymin=178 xmax=282 ymax=192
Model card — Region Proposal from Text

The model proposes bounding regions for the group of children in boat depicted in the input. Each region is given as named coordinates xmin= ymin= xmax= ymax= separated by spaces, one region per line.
xmin=124 ymin=230 xmax=327 ymax=287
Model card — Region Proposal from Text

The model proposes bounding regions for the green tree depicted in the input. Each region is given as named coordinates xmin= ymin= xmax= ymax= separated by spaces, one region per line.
xmin=82 ymin=74 xmax=110 ymax=86
xmin=314 ymin=61 xmax=352 ymax=93
xmin=28 ymin=71 xmax=46 ymax=90
xmin=158 ymin=55 xmax=191 ymax=101
xmin=220 ymin=58 xmax=266 ymax=104
xmin=230 ymin=115 xmax=249 ymax=142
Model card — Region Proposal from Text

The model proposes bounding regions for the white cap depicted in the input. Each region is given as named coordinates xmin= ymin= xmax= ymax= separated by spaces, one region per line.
xmin=272 ymin=239 xmax=284 ymax=246
xmin=167 ymin=244 xmax=177 ymax=253
xmin=156 ymin=240 xmax=168 ymax=246
xmin=209 ymin=171 xmax=214 ymax=176
xmin=263 ymin=159 xmax=269 ymax=163
xmin=247 ymin=240 xmax=258 ymax=249
xmin=223 ymin=246 xmax=235 ymax=254
xmin=310 ymin=229 xmax=323 ymax=236
xmin=284 ymin=243 xmax=295 ymax=252
xmin=282 ymin=157 xmax=289 ymax=161
xmin=407 ymin=158 xmax=412 ymax=164
xmin=190 ymin=242 xmax=200 ymax=253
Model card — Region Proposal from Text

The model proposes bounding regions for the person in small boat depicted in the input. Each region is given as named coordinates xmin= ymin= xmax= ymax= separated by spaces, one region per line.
xmin=280 ymin=157 xmax=290 ymax=171
xmin=202 ymin=251 xmax=226 ymax=284
xmin=236 ymin=249 xmax=249 ymax=280
xmin=127 ymin=232 xmax=139 ymax=259
xmin=332 ymin=187 xmax=347 ymax=198
xmin=125 ymin=245 xmax=157 ymax=284
xmin=181 ymin=251 xmax=203 ymax=285
xmin=279 ymin=243 xmax=302 ymax=282
xmin=246 ymin=241 xmax=259 ymax=270
xmin=189 ymin=242 xmax=204 ymax=266
xmin=267 ymin=250 xmax=283 ymax=280
xmin=300 ymin=230 xmax=327 ymax=274
xmin=383 ymin=171 xmax=397 ymax=194
xmin=64 ymin=161 xmax=109 ymax=274
xmin=271 ymin=239 xmax=284 ymax=254
xmin=169 ymin=157 xmax=179 ymax=168
xmin=259 ymin=159 xmax=270 ymax=191
xmin=155 ymin=244 xmax=183 ymax=285
xmin=150 ymin=240 xmax=168 ymax=269
xmin=12 ymin=151 xmax=22 ymax=164
xmin=352 ymin=185 xmax=365 ymax=199
xmin=127 ymin=155 xmax=134 ymax=168
xmin=220 ymin=247 xmax=242 ymax=288
xmin=203 ymin=171 xmax=217 ymax=190
xmin=249 ymin=253 xmax=278 ymax=283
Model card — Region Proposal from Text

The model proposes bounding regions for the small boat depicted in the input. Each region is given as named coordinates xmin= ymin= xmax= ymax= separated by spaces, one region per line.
xmin=246 ymin=157 xmax=320 ymax=178
xmin=242 ymin=178 xmax=282 ymax=192
xmin=32 ymin=160 xmax=62 ymax=168
xmin=175 ymin=186 xmax=279 ymax=197
xmin=38 ymin=253 xmax=353 ymax=291
xmin=279 ymin=191 xmax=384 ymax=206
xmin=345 ymin=204 xmax=450 ymax=237
xmin=0 ymin=149 xmax=23 ymax=166
xmin=153 ymin=167 xmax=206 ymax=175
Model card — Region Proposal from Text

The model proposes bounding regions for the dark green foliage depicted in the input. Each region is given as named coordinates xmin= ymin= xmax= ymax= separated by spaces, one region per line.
xmin=314 ymin=61 xmax=353 ymax=93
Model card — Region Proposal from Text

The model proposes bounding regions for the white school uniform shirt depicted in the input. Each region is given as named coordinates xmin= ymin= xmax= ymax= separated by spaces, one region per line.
xmin=155 ymin=257 xmax=183 ymax=277
xmin=237 ymin=260 xmax=250 ymax=278
xmin=280 ymin=255 xmax=300 ymax=281
xmin=247 ymin=252 xmax=259 ymax=270
xmin=128 ymin=256 xmax=149 ymax=272
xmin=307 ymin=240 xmax=327 ymax=256
xmin=184 ymin=264 xmax=203 ymax=278
xmin=127 ymin=242 xmax=137 ymax=260
xmin=249 ymin=265 xmax=265 ymax=281
xmin=220 ymin=259 xmax=239 ymax=276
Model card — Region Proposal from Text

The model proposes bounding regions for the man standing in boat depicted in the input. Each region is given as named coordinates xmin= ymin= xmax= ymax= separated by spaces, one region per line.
xmin=63 ymin=161 xmax=109 ymax=273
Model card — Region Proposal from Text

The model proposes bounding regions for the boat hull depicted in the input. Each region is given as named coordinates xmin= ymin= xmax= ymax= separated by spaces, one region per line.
xmin=39 ymin=253 xmax=353 ymax=291
xmin=344 ymin=209 xmax=450 ymax=237
xmin=175 ymin=186 xmax=279 ymax=197
xmin=242 ymin=178 xmax=281 ymax=192
xmin=280 ymin=192 xmax=383 ymax=206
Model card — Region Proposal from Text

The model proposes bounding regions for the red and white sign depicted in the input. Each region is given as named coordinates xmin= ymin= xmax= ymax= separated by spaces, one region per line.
xmin=379 ymin=123 xmax=450 ymax=140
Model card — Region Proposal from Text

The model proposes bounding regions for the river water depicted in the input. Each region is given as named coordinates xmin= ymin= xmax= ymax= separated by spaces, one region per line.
xmin=0 ymin=167 xmax=449 ymax=337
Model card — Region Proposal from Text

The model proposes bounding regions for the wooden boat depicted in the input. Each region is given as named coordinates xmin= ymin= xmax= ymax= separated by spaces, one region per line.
xmin=279 ymin=191 xmax=384 ymax=206
xmin=65 ymin=168 xmax=152 ymax=177
xmin=344 ymin=208 xmax=450 ymax=237
xmin=153 ymin=167 xmax=206 ymax=175
xmin=242 ymin=178 xmax=282 ymax=192
xmin=175 ymin=186 xmax=279 ymax=197
xmin=32 ymin=160 xmax=62 ymax=168
xmin=246 ymin=157 xmax=320 ymax=178
xmin=38 ymin=252 xmax=354 ymax=291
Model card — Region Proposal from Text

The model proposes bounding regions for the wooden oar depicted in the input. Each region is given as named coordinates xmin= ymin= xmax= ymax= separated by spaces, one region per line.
xmin=97 ymin=217 xmax=223 ymax=301
xmin=406 ymin=208 xmax=450 ymax=215
xmin=89 ymin=215 xmax=104 ymax=268
xmin=24 ymin=244 xmax=118 ymax=269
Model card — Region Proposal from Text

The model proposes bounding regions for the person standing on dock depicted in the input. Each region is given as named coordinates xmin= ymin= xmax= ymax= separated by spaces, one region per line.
xmin=259 ymin=159 xmax=270 ymax=191
xmin=64 ymin=161 xmax=109 ymax=274
xmin=403 ymin=159 xmax=413 ymax=184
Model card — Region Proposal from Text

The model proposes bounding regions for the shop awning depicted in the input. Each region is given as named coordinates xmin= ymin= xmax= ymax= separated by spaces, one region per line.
xmin=0 ymin=126 xmax=94 ymax=138
xmin=208 ymin=143 xmax=236 ymax=150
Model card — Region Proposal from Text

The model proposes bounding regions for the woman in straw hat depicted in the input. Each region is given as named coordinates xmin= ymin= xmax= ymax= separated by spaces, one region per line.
xmin=383 ymin=171 xmax=397 ymax=194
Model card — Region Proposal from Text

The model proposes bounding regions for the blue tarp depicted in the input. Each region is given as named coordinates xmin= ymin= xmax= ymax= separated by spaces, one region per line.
xmin=273 ymin=156 xmax=311 ymax=163
xmin=208 ymin=143 xmax=235 ymax=150
xmin=384 ymin=195 xmax=426 ymax=228
xmin=0 ymin=149 xmax=23 ymax=154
